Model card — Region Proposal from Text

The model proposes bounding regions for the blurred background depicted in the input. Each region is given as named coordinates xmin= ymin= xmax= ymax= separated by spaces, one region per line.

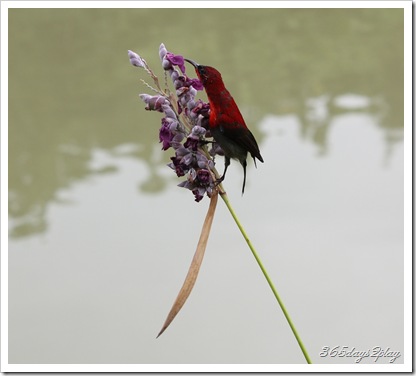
xmin=8 ymin=8 xmax=404 ymax=365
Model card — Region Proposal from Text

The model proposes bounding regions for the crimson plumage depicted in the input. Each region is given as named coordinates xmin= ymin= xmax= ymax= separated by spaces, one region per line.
xmin=185 ymin=59 xmax=264 ymax=193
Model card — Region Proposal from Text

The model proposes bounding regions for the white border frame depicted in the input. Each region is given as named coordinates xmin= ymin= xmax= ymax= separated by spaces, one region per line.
xmin=1 ymin=1 xmax=412 ymax=373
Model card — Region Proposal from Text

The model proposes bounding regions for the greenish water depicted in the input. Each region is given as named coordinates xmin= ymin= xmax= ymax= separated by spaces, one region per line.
xmin=8 ymin=8 xmax=404 ymax=365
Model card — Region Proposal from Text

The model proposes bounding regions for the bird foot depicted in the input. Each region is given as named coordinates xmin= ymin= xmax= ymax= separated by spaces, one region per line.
xmin=214 ymin=175 xmax=225 ymax=187
xmin=199 ymin=140 xmax=214 ymax=146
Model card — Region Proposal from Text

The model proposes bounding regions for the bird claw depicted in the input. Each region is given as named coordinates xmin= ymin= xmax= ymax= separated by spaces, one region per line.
xmin=214 ymin=175 xmax=225 ymax=187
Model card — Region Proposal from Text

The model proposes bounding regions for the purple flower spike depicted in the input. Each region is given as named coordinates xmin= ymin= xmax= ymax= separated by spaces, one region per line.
xmin=165 ymin=52 xmax=186 ymax=74
xmin=129 ymin=44 xmax=217 ymax=202
xmin=128 ymin=50 xmax=145 ymax=68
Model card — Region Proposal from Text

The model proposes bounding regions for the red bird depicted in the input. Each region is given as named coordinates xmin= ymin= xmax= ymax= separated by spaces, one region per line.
xmin=185 ymin=58 xmax=264 ymax=194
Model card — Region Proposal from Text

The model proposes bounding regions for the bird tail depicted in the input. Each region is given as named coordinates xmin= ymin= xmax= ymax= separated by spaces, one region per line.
xmin=242 ymin=160 xmax=247 ymax=195
xmin=252 ymin=154 xmax=264 ymax=168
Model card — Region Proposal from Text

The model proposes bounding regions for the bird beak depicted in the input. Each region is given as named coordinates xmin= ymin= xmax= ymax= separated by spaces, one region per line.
xmin=184 ymin=58 xmax=199 ymax=68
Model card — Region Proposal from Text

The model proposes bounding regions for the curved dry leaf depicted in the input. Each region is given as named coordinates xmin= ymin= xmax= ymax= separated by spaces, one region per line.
xmin=157 ymin=191 xmax=218 ymax=337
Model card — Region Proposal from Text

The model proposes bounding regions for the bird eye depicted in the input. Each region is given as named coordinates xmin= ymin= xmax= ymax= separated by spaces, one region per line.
xmin=198 ymin=66 xmax=207 ymax=76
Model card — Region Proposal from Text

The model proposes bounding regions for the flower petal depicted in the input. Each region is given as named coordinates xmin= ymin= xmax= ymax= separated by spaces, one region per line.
xmin=165 ymin=52 xmax=186 ymax=74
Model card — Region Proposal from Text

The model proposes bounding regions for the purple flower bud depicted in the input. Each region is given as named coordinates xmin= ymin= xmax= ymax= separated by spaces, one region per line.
xmin=128 ymin=50 xmax=145 ymax=68
xmin=191 ymin=125 xmax=206 ymax=138
xmin=162 ymin=59 xmax=172 ymax=70
xmin=170 ymin=156 xmax=187 ymax=177
xmin=192 ymin=188 xmax=205 ymax=202
xmin=184 ymin=137 xmax=199 ymax=151
xmin=139 ymin=94 xmax=168 ymax=112
xmin=196 ymin=153 xmax=210 ymax=169
xmin=176 ymin=164 xmax=215 ymax=202
xmin=170 ymin=71 xmax=179 ymax=82
xmin=192 ymin=100 xmax=210 ymax=117
xmin=165 ymin=119 xmax=179 ymax=132
xmin=181 ymin=152 xmax=194 ymax=167
xmin=176 ymin=146 xmax=191 ymax=157
xmin=174 ymin=76 xmax=187 ymax=90
xmin=183 ymin=125 xmax=206 ymax=150
xmin=161 ymin=104 xmax=177 ymax=120
xmin=170 ymin=149 xmax=193 ymax=177
xmin=197 ymin=169 xmax=211 ymax=185
xmin=187 ymin=99 xmax=197 ymax=111
xmin=171 ymin=133 xmax=184 ymax=150
xmin=159 ymin=43 xmax=168 ymax=61
xmin=188 ymin=87 xmax=198 ymax=97
xmin=159 ymin=120 xmax=174 ymax=150
xmin=179 ymin=94 xmax=190 ymax=107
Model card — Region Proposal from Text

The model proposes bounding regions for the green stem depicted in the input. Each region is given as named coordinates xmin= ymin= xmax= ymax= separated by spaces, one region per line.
xmin=220 ymin=191 xmax=312 ymax=364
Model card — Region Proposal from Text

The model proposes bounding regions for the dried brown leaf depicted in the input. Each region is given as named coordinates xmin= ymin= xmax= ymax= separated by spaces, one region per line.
xmin=157 ymin=191 xmax=218 ymax=337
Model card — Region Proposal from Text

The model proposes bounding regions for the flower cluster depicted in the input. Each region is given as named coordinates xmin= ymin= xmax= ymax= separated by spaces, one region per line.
xmin=128 ymin=44 xmax=219 ymax=202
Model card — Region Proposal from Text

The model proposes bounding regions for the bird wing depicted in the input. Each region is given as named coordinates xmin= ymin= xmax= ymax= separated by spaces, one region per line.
xmin=216 ymin=113 xmax=264 ymax=162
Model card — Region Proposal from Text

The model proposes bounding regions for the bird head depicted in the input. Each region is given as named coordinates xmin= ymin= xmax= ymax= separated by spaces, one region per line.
xmin=184 ymin=58 xmax=223 ymax=87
